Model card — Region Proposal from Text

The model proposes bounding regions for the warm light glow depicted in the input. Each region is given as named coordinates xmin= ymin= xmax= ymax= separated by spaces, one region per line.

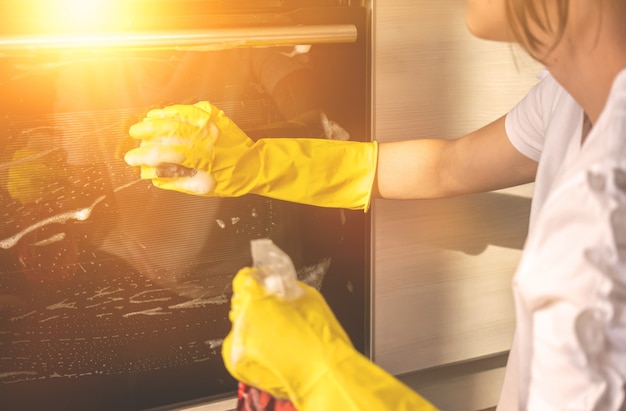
xmin=54 ymin=0 xmax=118 ymax=31
xmin=63 ymin=0 xmax=108 ymax=25
xmin=24 ymin=0 xmax=129 ymax=33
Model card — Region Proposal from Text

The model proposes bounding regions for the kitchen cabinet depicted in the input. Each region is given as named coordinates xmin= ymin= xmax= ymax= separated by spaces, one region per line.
xmin=371 ymin=1 xmax=542 ymax=409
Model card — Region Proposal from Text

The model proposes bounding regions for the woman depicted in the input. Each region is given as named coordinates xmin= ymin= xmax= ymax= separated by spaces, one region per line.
xmin=124 ymin=0 xmax=626 ymax=409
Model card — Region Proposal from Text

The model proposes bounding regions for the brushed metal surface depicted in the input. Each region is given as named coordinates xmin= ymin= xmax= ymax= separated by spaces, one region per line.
xmin=0 ymin=25 xmax=358 ymax=53
xmin=398 ymin=353 xmax=508 ymax=410
xmin=372 ymin=0 xmax=543 ymax=376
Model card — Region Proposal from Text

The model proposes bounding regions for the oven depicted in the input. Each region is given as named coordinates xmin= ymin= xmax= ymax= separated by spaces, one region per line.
xmin=0 ymin=1 xmax=371 ymax=409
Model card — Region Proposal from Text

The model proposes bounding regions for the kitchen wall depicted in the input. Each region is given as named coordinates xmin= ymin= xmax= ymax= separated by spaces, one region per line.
xmin=371 ymin=1 xmax=543 ymax=409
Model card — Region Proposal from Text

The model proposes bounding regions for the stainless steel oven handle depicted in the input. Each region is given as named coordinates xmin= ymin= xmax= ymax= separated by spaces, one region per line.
xmin=0 ymin=25 xmax=358 ymax=53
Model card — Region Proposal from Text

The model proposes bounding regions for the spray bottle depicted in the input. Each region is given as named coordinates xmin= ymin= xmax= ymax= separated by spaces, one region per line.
xmin=235 ymin=238 xmax=300 ymax=411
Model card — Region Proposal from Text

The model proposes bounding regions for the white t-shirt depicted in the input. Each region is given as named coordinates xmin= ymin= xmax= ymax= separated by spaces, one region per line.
xmin=497 ymin=69 xmax=626 ymax=410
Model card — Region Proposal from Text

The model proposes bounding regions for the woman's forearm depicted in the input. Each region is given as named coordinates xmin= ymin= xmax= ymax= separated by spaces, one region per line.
xmin=372 ymin=115 xmax=537 ymax=200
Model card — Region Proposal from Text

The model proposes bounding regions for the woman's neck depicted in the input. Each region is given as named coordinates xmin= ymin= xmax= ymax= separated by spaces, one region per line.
xmin=546 ymin=4 xmax=626 ymax=125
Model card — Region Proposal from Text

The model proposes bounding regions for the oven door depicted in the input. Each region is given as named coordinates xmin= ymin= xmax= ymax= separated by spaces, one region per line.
xmin=0 ymin=1 xmax=370 ymax=410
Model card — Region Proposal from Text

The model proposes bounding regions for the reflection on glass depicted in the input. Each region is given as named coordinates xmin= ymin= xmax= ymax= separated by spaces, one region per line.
xmin=0 ymin=45 xmax=356 ymax=410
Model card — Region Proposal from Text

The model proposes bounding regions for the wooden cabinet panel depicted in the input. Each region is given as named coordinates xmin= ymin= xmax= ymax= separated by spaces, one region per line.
xmin=372 ymin=0 xmax=542 ymax=375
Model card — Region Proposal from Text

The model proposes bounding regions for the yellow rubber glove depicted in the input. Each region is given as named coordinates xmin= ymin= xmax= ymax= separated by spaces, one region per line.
xmin=124 ymin=101 xmax=377 ymax=211
xmin=222 ymin=267 xmax=439 ymax=411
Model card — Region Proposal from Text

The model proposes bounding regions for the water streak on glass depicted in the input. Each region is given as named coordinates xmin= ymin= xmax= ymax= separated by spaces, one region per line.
xmin=0 ymin=39 xmax=351 ymax=410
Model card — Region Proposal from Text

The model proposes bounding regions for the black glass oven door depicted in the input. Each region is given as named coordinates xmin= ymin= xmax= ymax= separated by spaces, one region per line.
xmin=0 ymin=3 xmax=369 ymax=410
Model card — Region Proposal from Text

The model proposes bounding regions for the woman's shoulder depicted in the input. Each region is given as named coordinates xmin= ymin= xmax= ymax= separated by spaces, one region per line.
xmin=505 ymin=69 xmax=579 ymax=161
xmin=534 ymin=69 xmax=572 ymax=111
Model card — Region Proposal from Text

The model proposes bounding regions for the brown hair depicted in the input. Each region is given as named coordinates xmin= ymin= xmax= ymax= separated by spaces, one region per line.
xmin=504 ymin=0 xmax=570 ymax=55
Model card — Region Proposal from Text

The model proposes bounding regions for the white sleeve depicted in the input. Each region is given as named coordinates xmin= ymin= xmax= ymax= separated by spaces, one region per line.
xmin=513 ymin=160 xmax=626 ymax=410
xmin=505 ymin=70 xmax=562 ymax=162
